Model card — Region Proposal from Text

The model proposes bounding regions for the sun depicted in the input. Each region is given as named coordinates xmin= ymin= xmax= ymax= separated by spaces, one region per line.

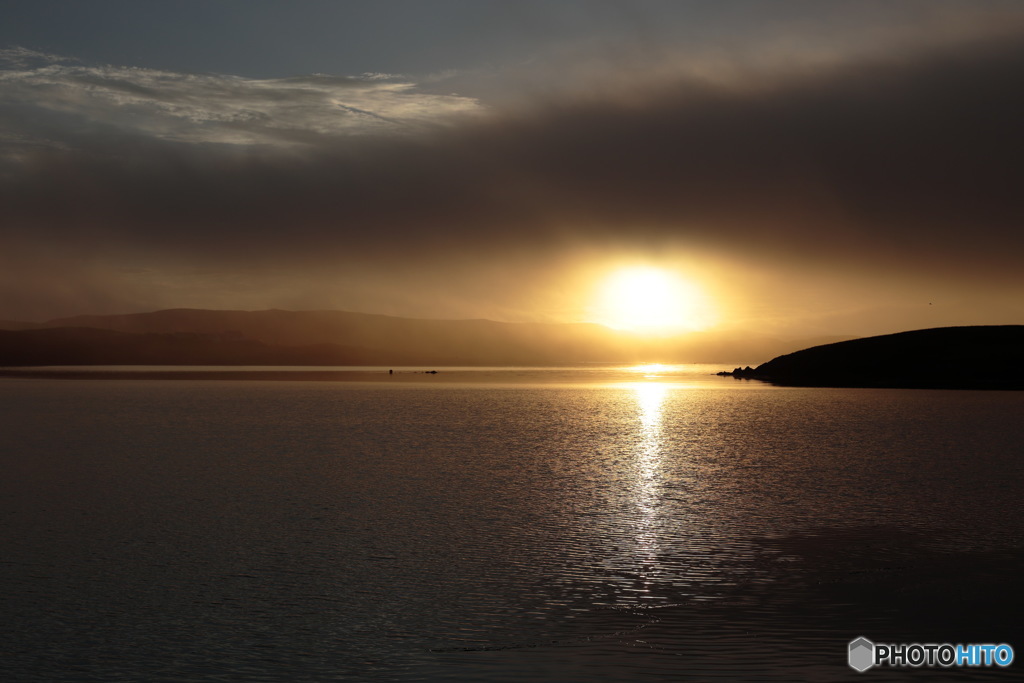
xmin=594 ymin=266 xmax=715 ymax=334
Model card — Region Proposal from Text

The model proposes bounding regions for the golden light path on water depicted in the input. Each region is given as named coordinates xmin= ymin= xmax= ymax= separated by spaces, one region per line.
xmin=623 ymin=371 xmax=674 ymax=603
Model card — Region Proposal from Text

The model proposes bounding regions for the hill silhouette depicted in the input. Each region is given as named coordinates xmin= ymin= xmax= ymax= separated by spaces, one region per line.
xmin=725 ymin=325 xmax=1024 ymax=389
xmin=14 ymin=309 xmax=630 ymax=366
xmin=0 ymin=327 xmax=381 ymax=367
xmin=0 ymin=308 xmax=850 ymax=366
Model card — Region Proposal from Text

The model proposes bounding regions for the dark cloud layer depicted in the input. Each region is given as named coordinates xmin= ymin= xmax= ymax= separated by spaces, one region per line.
xmin=2 ymin=31 xmax=1023 ymax=324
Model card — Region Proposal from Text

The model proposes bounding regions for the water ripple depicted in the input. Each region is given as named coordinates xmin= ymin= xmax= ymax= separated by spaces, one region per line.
xmin=2 ymin=379 xmax=1022 ymax=679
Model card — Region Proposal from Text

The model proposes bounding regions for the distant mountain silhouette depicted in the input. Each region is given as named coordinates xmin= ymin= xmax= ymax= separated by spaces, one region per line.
xmin=37 ymin=309 xmax=624 ymax=365
xmin=0 ymin=308 xmax=854 ymax=366
xmin=0 ymin=320 xmax=42 ymax=331
xmin=0 ymin=327 xmax=381 ymax=366
xmin=723 ymin=325 xmax=1024 ymax=389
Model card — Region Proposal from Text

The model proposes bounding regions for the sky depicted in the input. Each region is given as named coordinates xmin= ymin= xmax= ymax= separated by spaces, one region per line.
xmin=2 ymin=0 xmax=1023 ymax=339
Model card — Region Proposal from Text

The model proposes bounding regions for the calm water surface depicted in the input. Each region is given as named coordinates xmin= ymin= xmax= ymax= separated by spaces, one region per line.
xmin=2 ymin=366 xmax=1022 ymax=681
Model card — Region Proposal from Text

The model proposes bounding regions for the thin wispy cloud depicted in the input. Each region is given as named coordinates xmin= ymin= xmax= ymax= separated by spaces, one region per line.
xmin=0 ymin=46 xmax=72 ymax=68
xmin=0 ymin=58 xmax=483 ymax=148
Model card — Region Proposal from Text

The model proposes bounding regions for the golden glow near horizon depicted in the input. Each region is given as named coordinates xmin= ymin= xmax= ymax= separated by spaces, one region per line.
xmin=632 ymin=363 xmax=671 ymax=377
xmin=593 ymin=266 xmax=717 ymax=334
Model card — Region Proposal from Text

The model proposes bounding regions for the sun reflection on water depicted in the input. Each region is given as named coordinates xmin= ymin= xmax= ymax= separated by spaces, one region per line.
xmin=627 ymin=381 xmax=671 ymax=600
xmin=635 ymin=381 xmax=669 ymax=432
xmin=630 ymin=363 xmax=671 ymax=378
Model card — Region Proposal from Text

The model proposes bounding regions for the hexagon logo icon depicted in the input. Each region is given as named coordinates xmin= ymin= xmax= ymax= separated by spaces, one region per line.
xmin=849 ymin=637 xmax=875 ymax=672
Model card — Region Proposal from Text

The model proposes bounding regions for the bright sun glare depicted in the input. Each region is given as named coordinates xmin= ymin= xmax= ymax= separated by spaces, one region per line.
xmin=595 ymin=266 xmax=715 ymax=334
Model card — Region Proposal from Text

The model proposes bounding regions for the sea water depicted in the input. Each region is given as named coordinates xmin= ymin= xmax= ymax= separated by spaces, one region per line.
xmin=1 ymin=366 xmax=1022 ymax=681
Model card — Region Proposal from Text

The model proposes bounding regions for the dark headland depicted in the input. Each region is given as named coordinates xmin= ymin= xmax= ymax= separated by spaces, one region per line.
xmin=720 ymin=325 xmax=1024 ymax=390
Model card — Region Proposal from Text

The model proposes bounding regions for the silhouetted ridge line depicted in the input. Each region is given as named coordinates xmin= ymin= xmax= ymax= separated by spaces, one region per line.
xmin=0 ymin=327 xmax=379 ymax=366
xmin=0 ymin=307 xmax=857 ymax=365
xmin=722 ymin=325 xmax=1024 ymax=389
